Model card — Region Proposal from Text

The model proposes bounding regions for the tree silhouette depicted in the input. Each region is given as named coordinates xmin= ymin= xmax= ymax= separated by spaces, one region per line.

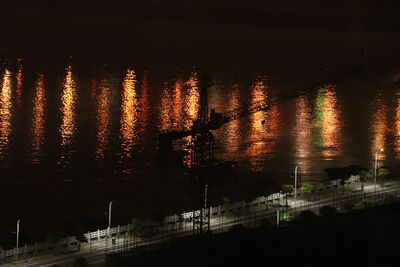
xmin=325 ymin=165 xmax=363 ymax=194
xmin=378 ymin=167 xmax=390 ymax=187
xmin=281 ymin=184 xmax=294 ymax=207
xmin=300 ymin=182 xmax=313 ymax=199
xmin=358 ymin=169 xmax=371 ymax=192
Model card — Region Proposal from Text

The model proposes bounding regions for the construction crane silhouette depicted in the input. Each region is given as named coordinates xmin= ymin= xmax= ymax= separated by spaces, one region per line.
xmin=157 ymin=68 xmax=362 ymax=234
xmin=158 ymin=82 xmax=285 ymax=166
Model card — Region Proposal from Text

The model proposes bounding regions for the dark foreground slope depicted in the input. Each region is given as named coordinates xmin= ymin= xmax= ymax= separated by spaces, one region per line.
xmin=107 ymin=201 xmax=400 ymax=267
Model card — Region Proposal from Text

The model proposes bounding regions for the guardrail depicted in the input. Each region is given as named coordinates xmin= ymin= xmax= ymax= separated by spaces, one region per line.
xmin=0 ymin=175 xmax=361 ymax=261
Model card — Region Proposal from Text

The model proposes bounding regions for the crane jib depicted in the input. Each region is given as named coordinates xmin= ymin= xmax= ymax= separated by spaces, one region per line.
xmin=157 ymin=67 xmax=363 ymax=155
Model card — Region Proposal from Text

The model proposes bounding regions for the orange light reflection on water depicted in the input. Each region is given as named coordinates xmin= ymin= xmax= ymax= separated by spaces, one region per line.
xmin=60 ymin=66 xmax=76 ymax=148
xmin=95 ymin=80 xmax=110 ymax=160
xmin=138 ymin=72 xmax=150 ymax=131
xmin=294 ymin=95 xmax=313 ymax=173
xmin=31 ymin=74 xmax=46 ymax=163
xmin=183 ymin=71 xmax=200 ymax=166
xmin=244 ymin=76 xmax=280 ymax=170
xmin=395 ymin=92 xmax=400 ymax=158
xmin=15 ymin=59 xmax=23 ymax=109
xmin=173 ymin=79 xmax=185 ymax=127
xmin=184 ymin=70 xmax=199 ymax=125
xmin=0 ymin=69 xmax=12 ymax=158
xmin=158 ymin=71 xmax=200 ymax=166
xmin=371 ymin=95 xmax=387 ymax=160
xmin=225 ymin=85 xmax=241 ymax=154
xmin=159 ymin=76 xmax=194 ymax=131
xmin=159 ymin=83 xmax=174 ymax=131
xmin=314 ymin=84 xmax=343 ymax=160
xmin=120 ymin=69 xmax=138 ymax=158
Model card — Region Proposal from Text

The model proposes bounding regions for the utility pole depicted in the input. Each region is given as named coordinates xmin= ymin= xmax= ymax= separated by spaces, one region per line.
xmin=193 ymin=183 xmax=210 ymax=234
xmin=191 ymin=77 xmax=214 ymax=235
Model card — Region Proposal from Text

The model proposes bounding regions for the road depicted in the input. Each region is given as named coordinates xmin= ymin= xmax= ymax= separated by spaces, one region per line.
xmin=3 ymin=180 xmax=400 ymax=267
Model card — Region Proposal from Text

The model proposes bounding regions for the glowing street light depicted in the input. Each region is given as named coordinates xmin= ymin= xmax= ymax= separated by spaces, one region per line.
xmin=374 ymin=148 xmax=384 ymax=191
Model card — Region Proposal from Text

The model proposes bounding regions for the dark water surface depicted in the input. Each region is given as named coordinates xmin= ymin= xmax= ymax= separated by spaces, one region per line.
xmin=1 ymin=38 xmax=400 ymax=246
xmin=1 ymin=60 xmax=398 ymax=178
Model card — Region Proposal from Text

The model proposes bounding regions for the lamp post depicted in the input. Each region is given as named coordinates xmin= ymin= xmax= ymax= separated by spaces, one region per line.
xmin=106 ymin=201 xmax=113 ymax=252
xmin=374 ymin=148 xmax=384 ymax=191
xmin=294 ymin=166 xmax=298 ymax=204
xmin=108 ymin=201 xmax=113 ymax=236
xmin=15 ymin=219 xmax=20 ymax=262
xmin=276 ymin=209 xmax=280 ymax=226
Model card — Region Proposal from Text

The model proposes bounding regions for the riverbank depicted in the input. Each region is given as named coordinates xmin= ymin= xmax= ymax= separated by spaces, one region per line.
xmin=107 ymin=199 xmax=400 ymax=266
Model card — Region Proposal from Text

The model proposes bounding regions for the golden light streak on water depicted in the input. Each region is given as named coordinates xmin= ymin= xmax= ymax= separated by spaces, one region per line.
xmin=243 ymin=75 xmax=280 ymax=170
xmin=159 ymin=78 xmax=185 ymax=131
xmin=321 ymin=86 xmax=342 ymax=159
xmin=138 ymin=72 xmax=150 ymax=131
xmin=371 ymin=95 xmax=387 ymax=160
xmin=245 ymin=77 xmax=267 ymax=170
xmin=95 ymin=80 xmax=110 ymax=160
xmin=120 ymin=69 xmax=138 ymax=158
xmin=395 ymin=92 xmax=400 ymax=158
xmin=314 ymin=84 xmax=343 ymax=160
xmin=172 ymin=78 xmax=184 ymax=127
xmin=15 ymin=58 xmax=23 ymax=109
xmin=159 ymin=71 xmax=200 ymax=133
xmin=251 ymin=78 xmax=268 ymax=133
xmin=0 ymin=69 xmax=12 ymax=158
xmin=182 ymin=75 xmax=201 ymax=161
xmin=184 ymin=70 xmax=199 ymax=125
xmin=158 ymin=71 xmax=199 ymax=166
xmin=31 ymin=74 xmax=46 ymax=163
xmin=60 ymin=66 xmax=76 ymax=148
xmin=159 ymin=83 xmax=173 ymax=131
xmin=264 ymin=103 xmax=280 ymax=150
xmin=294 ymin=95 xmax=313 ymax=174
xmin=182 ymin=71 xmax=200 ymax=167
xmin=225 ymin=85 xmax=241 ymax=154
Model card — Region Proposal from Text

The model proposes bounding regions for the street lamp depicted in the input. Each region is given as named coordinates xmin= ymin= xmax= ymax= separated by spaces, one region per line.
xmin=294 ymin=166 xmax=298 ymax=204
xmin=106 ymin=200 xmax=114 ymax=252
xmin=108 ymin=201 xmax=113 ymax=236
xmin=276 ymin=209 xmax=280 ymax=226
xmin=374 ymin=148 xmax=384 ymax=191
xmin=15 ymin=219 xmax=20 ymax=262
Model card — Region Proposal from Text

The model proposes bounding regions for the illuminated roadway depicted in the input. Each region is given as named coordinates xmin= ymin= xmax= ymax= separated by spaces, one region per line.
xmin=4 ymin=180 xmax=400 ymax=267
